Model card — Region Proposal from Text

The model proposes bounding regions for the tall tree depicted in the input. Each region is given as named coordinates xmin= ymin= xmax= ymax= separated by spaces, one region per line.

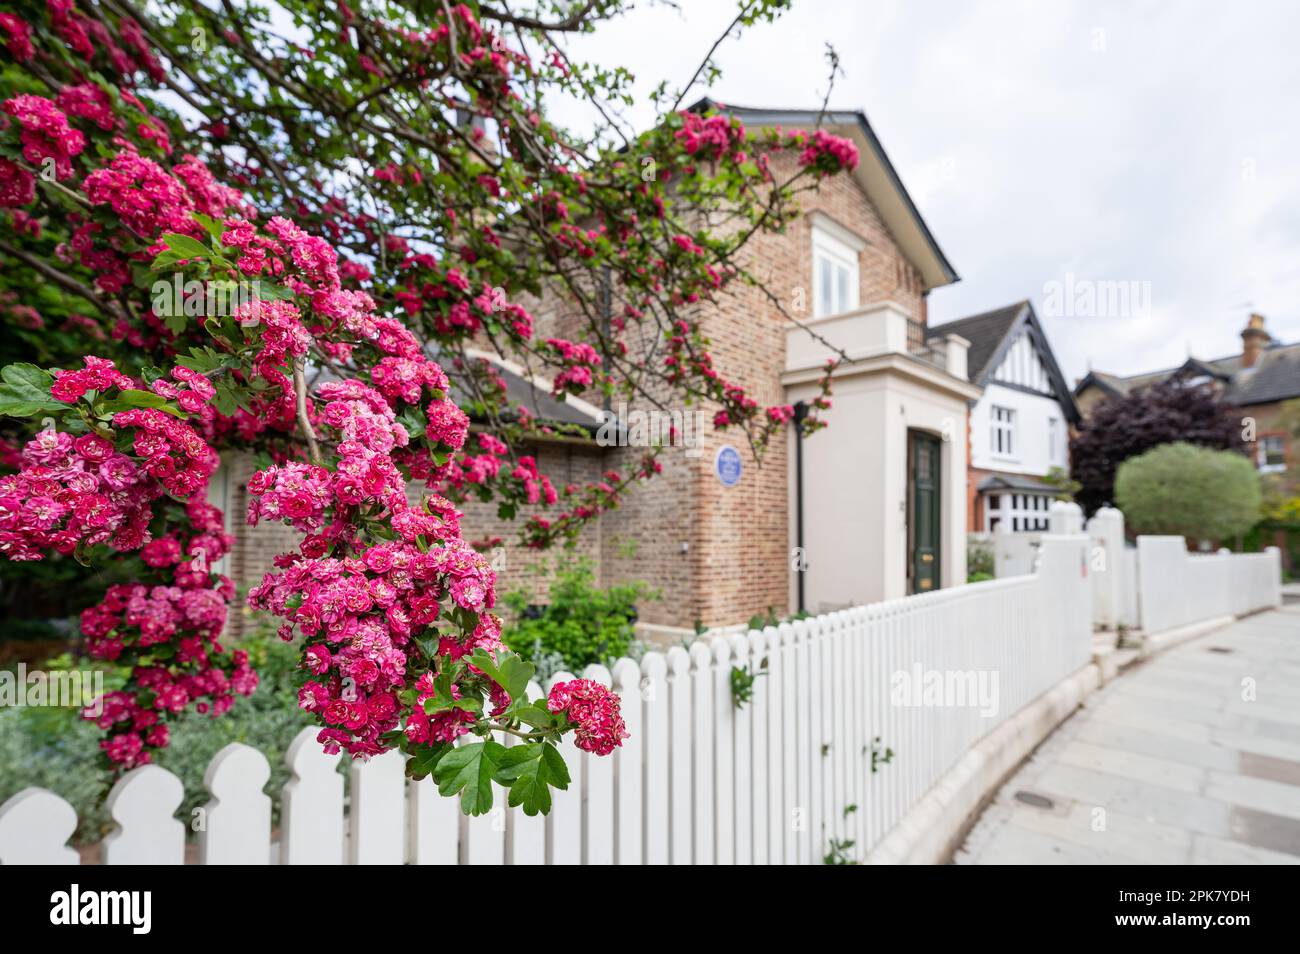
xmin=0 ymin=0 xmax=856 ymax=806
xmin=1070 ymin=379 xmax=1245 ymax=515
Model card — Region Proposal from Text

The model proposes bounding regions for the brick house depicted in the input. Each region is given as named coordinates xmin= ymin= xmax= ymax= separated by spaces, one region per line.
xmin=216 ymin=101 xmax=981 ymax=636
xmin=929 ymin=301 xmax=1079 ymax=533
xmin=1074 ymin=313 xmax=1300 ymax=490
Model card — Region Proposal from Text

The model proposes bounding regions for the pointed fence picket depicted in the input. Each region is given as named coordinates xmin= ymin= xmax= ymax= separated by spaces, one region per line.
xmin=0 ymin=536 xmax=1280 ymax=866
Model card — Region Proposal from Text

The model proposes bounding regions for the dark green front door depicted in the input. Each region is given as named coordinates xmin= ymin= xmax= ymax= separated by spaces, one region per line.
xmin=908 ymin=431 xmax=941 ymax=594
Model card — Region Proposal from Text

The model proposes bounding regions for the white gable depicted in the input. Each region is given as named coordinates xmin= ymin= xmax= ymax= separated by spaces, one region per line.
xmin=992 ymin=330 xmax=1052 ymax=395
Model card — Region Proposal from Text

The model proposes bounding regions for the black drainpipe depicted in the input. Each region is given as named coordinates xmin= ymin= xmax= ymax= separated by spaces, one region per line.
xmin=792 ymin=401 xmax=810 ymax=615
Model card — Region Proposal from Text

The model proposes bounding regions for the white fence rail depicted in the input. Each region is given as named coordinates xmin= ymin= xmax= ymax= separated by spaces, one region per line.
xmin=0 ymin=527 xmax=1279 ymax=866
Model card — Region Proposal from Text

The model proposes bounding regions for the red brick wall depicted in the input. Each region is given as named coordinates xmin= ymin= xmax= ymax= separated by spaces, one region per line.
xmin=219 ymin=150 xmax=931 ymax=631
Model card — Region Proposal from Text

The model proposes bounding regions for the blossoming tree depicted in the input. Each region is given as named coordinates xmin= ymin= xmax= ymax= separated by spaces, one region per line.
xmin=0 ymin=0 xmax=856 ymax=815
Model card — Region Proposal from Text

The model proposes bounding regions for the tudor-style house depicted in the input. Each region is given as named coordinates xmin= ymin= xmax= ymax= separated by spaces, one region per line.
xmin=930 ymin=301 xmax=1080 ymax=533
xmin=1075 ymin=313 xmax=1300 ymax=491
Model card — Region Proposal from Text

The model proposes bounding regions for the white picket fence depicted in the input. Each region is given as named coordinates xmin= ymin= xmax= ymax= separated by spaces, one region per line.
xmin=0 ymin=536 xmax=1091 ymax=865
xmin=0 ymin=529 xmax=1278 ymax=865
xmin=984 ymin=504 xmax=1281 ymax=634
xmin=1135 ymin=536 xmax=1281 ymax=634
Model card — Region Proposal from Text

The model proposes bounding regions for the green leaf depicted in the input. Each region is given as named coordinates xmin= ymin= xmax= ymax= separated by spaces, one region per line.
xmin=496 ymin=742 xmax=569 ymax=816
xmin=100 ymin=389 xmax=185 ymax=418
xmin=159 ymin=232 xmax=213 ymax=261
xmin=191 ymin=212 xmax=225 ymax=245
xmin=254 ymin=283 xmax=296 ymax=302
xmin=435 ymin=740 xmax=505 ymax=815
xmin=540 ymin=741 xmax=571 ymax=789
xmin=176 ymin=346 xmax=237 ymax=376
xmin=406 ymin=742 xmax=450 ymax=781
xmin=507 ymin=702 xmax=556 ymax=730
xmin=468 ymin=648 xmax=535 ymax=702
xmin=0 ymin=363 xmax=62 ymax=417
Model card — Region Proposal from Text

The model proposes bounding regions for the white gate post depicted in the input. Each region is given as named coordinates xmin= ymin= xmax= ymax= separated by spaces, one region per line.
xmin=1049 ymin=500 xmax=1083 ymax=534
xmin=1086 ymin=505 xmax=1125 ymax=629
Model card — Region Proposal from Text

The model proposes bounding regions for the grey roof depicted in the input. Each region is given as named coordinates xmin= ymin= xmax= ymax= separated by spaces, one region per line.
xmin=497 ymin=364 xmax=603 ymax=431
xmin=1077 ymin=342 xmax=1300 ymax=407
xmin=929 ymin=301 xmax=1026 ymax=383
xmin=1223 ymin=343 xmax=1300 ymax=405
xmin=977 ymin=472 xmax=1058 ymax=494
xmin=690 ymin=98 xmax=959 ymax=289
xmin=931 ymin=300 xmax=1080 ymax=423
xmin=439 ymin=353 xmax=604 ymax=433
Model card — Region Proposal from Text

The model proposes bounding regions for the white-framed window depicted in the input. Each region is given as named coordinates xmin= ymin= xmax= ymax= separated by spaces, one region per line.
xmin=985 ymin=492 xmax=1052 ymax=532
xmin=990 ymin=405 xmax=1016 ymax=458
xmin=811 ymin=221 xmax=860 ymax=318
xmin=1258 ymin=435 xmax=1286 ymax=473
xmin=1047 ymin=416 xmax=1059 ymax=462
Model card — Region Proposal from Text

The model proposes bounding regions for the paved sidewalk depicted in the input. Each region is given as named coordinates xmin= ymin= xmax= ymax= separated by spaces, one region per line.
xmin=955 ymin=606 xmax=1300 ymax=864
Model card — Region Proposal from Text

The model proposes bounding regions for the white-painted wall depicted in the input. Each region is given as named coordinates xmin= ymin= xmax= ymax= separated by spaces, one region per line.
xmin=971 ymin=382 xmax=1068 ymax=476
xmin=787 ymin=361 xmax=974 ymax=612
xmin=970 ymin=327 xmax=1071 ymax=477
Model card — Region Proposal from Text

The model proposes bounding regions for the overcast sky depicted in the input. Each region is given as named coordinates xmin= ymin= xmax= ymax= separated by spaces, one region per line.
xmin=553 ymin=0 xmax=1300 ymax=382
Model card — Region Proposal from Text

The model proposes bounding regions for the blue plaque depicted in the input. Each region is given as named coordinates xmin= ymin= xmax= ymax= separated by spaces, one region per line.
xmin=715 ymin=444 xmax=742 ymax=487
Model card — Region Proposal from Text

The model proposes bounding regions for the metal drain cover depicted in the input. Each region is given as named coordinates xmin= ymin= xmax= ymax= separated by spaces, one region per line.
xmin=1014 ymin=790 xmax=1055 ymax=809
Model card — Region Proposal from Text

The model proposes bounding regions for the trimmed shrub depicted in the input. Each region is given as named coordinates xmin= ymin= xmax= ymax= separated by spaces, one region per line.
xmin=1115 ymin=442 xmax=1261 ymax=543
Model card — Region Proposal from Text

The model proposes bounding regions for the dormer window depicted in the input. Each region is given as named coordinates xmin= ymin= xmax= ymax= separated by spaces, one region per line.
xmin=811 ymin=218 xmax=861 ymax=318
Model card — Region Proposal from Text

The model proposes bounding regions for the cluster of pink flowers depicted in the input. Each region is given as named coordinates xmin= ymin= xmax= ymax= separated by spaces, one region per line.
xmin=113 ymin=406 xmax=216 ymax=498
xmin=0 ymin=358 xmax=217 ymax=559
xmin=425 ymin=395 xmax=470 ymax=449
xmin=245 ymin=462 xmax=334 ymax=534
xmin=794 ymin=129 xmax=860 ymax=175
xmin=547 ymin=679 xmax=629 ymax=755
xmin=511 ymin=455 xmax=558 ymax=506
xmin=84 ymin=641 xmax=258 ymax=769
xmin=56 ymin=83 xmax=115 ymax=131
xmin=675 ymin=110 xmax=746 ymax=162
xmin=371 ymin=353 xmax=450 ymax=405
xmin=82 ymin=146 xmax=197 ymax=240
xmin=766 ymin=404 xmax=795 ymax=425
xmin=0 ymin=429 xmax=159 ymax=559
xmin=3 ymin=94 xmax=85 ymax=179
xmin=49 ymin=354 xmax=133 ymax=401
xmin=0 ymin=13 xmax=33 ymax=63
xmin=81 ymin=580 xmax=229 ymax=660
xmin=0 ymin=157 xmax=34 ymax=207
xmin=249 ymin=538 xmax=500 ymax=757
xmin=671 ymin=234 xmax=704 ymax=255
xmin=149 ymin=365 xmax=217 ymax=421
xmin=546 ymin=337 xmax=602 ymax=394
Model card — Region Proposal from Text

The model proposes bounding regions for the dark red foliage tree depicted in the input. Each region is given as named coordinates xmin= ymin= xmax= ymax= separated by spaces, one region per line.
xmin=1070 ymin=379 xmax=1246 ymax=515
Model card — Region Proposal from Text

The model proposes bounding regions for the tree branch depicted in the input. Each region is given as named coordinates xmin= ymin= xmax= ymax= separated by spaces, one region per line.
xmin=292 ymin=357 xmax=323 ymax=464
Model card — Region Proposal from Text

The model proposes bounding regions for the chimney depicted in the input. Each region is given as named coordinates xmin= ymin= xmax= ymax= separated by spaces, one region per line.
xmin=1241 ymin=313 xmax=1270 ymax=368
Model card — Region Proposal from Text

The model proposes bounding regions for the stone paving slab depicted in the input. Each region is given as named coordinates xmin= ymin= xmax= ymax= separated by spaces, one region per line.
xmin=954 ymin=606 xmax=1300 ymax=865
